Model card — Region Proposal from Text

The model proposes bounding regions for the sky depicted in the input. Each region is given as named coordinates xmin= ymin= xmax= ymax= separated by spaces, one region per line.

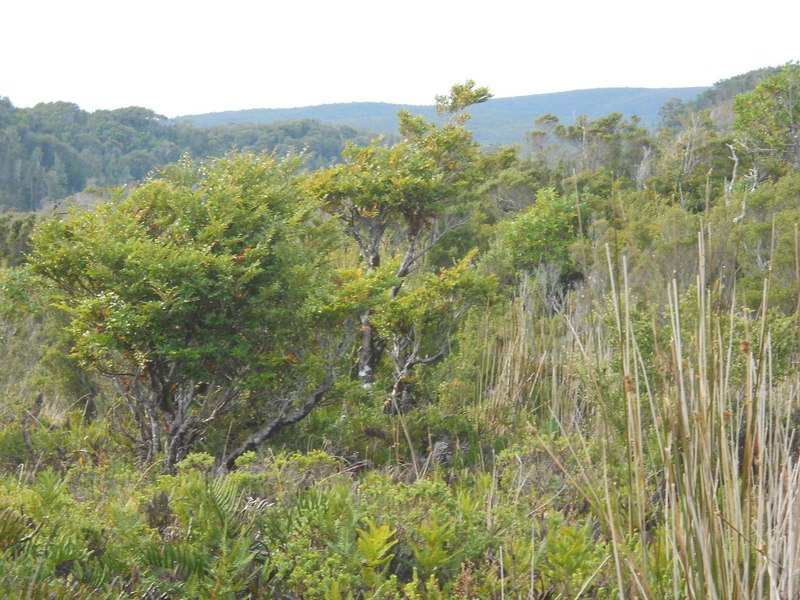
xmin=2 ymin=0 xmax=798 ymax=118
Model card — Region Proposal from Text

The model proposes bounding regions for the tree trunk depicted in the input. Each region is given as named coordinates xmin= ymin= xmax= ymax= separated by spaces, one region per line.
xmin=115 ymin=375 xmax=202 ymax=472
xmin=356 ymin=313 xmax=386 ymax=385
xmin=220 ymin=369 xmax=336 ymax=471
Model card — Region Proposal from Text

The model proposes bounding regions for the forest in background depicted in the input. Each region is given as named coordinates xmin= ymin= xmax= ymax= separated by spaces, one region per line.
xmin=0 ymin=103 xmax=377 ymax=212
xmin=0 ymin=63 xmax=799 ymax=598
xmin=0 ymin=66 xmax=779 ymax=213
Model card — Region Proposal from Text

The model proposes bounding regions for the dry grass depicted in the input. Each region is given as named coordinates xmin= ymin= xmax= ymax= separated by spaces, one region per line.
xmin=506 ymin=231 xmax=800 ymax=599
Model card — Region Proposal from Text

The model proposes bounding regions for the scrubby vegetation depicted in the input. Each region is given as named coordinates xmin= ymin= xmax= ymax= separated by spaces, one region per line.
xmin=1 ymin=65 xmax=800 ymax=598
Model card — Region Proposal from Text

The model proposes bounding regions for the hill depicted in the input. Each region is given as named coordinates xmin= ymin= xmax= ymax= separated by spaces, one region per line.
xmin=0 ymin=100 xmax=377 ymax=211
xmin=176 ymin=87 xmax=708 ymax=146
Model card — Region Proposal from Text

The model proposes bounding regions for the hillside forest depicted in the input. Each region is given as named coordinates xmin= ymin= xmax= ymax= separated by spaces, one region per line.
xmin=0 ymin=102 xmax=378 ymax=212
xmin=0 ymin=64 xmax=799 ymax=599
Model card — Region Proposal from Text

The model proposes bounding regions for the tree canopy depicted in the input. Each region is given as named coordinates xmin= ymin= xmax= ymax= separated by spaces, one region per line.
xmin=0 ymin=100 xmax=377 ymax=211
xmin=308 ymin=81 xmax=491 ymax=385
xmin=30 ymin=153 xmax=350 ymax=468
xmin=734 ymin=62 xmax=800 ymax=170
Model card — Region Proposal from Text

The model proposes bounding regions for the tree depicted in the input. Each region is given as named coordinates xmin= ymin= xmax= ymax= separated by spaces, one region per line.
xmin=525 ymin=112 xmax=652 ymax=183
xmin=30 ymin=153 xmax=352 ymax=470
xmin=372 ymin=250 xmax=496 ymax=415
xmin=653 ymin=110 xmax=728 ymax=207
xmin=308 ymin=81 xmax=491 ymax=384
xmin=504 ymin=188 xmax=577 ymax=275
xmin=734 ymin=63 xmax=800 ymax=171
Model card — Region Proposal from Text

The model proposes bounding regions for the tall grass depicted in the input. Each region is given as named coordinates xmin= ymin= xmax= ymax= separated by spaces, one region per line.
xmin=528 ymin=231 xmax=800 ymax=599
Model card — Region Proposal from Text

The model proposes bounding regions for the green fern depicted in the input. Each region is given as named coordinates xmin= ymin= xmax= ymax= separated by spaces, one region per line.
xmin=408 ymin=517 xmax=458 ymax=578
xmin=139 ymin=539 xmax=210 ymax=580
xmin=356 ymin=519 xmax=397 ymax=570
xmin=206 ymin=475 xmax=247 ymax=536
xmin=204 ymin=535 xmax=258 ymax=598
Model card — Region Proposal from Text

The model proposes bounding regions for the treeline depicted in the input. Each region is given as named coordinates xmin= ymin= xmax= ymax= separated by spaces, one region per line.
xmin=0 ymin=99 xmax=378 ymax=211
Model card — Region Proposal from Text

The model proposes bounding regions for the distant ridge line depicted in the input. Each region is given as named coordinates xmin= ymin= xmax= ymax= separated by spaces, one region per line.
xmin=175 ymin=86 xmax=709 ymax=146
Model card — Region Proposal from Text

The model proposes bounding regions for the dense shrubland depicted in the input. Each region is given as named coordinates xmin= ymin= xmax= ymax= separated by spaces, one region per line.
xmin=1 ymin=66 xmax=799 ymax=598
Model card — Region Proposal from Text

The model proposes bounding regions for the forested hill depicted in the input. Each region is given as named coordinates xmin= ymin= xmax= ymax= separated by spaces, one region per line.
xmin=0 ymin=101 xmax=377 ymax=211
xmin=176 ymin=87 xmax=708 ymax=146
xmin=0 ymin=68 xmax=779 ymax=212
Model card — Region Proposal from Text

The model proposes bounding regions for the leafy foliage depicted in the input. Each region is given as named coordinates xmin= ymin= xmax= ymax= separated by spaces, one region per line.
xmin=734 ymin=62 xmax=800 ymax=170
xmin=1 ymin=71 xmax=800 ymax=599
xmin=503 ymin=187 xmax=578 ymax=274
xmin=29 ymin=153 xmax=347 ymax=468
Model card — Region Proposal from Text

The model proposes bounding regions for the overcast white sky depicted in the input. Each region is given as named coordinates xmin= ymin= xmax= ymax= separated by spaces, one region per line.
xmin=2 ymin=0 xmax=797 ymax=118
